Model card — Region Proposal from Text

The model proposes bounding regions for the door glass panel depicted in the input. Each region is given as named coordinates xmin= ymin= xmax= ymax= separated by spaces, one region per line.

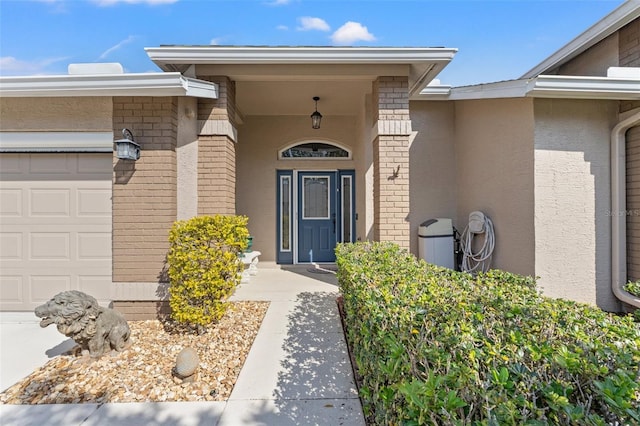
xmin=302 ymin=176 xmax=329 ymax=219
xmin=280 ymin=176 xmax=291 ymax=251
xmin=342 ymin=176 xmax=352 ymax=243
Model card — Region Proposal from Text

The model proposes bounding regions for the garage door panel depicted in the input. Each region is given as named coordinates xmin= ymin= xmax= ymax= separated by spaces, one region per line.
xmin=0 ymin=233 xmax=22 ymax=259
xmin=29 ymin=189 xmax=70 ymax=217
xmin=0 ymin=189 xmax=22 ymax=216
xmin=0 ymin=276 xmax=23 ymax=303
xmin=29 ymin=232 xmax=70 ymax=260
xmin=77 ymin=156 xmax=113 ymax=177
xmin=30 ymin=276 xmax=72 ymax=303
xmin=77 ymin=188 xmax=111 ymax=216
xmin=77 ymin=232 xmax=111 ymax=259
xmin=0 ymin=153 xmax=112 ymax=311
xmin=28 ymin=154 xmax=72 ymax=174
xmin=0 ymin=155 xmax=24 ymax=174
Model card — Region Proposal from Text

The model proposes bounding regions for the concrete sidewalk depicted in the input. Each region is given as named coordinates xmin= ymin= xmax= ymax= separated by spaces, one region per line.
xmin=0 ymin=266 xmax=365 ymax=426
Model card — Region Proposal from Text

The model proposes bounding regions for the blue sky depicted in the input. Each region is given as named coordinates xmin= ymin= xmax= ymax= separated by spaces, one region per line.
xmin=0 ymin=0 xmax=627 ymax=86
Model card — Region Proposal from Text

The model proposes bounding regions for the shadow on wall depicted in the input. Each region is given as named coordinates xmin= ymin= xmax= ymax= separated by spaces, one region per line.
xmin=113 ymin=159 xmax=136 ymax=185
xmin=245 ymin=291 xmax=362 ymax=425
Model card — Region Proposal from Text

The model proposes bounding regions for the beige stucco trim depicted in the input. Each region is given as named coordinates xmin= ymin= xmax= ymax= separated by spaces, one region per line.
xmin=371 ymin=120 xmax=413 ymax=139
xmin=611 ymin=107 xmax=640 ymax=309
xmin=198 ymin=119 xmax=237 ymax=142
xmin=177 ymin=97 xmax=199 ymax=220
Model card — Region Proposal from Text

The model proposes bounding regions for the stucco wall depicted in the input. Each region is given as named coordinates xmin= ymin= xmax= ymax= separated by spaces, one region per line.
xmin=0 ymin=97 xmax=112 ymax=131
xmin=409 ymin=101 xmax=457 ymax=255
xmin=533 ymin=98 xmax=618 ymax=311
xmin=354 ymin=94 xmax=373 ymax=242
xmin=176 ymin=97 xmax=198 ymax=220
xmin=236 ymin=115 xmax=357 ymax=262
xmin=454 ymin=98 xmax=535 ymax=276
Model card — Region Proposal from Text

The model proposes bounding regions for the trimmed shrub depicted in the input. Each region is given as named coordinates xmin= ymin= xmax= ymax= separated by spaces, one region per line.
xmin=167 ymin=215 xmax=249 ymax=329
xmin=625 ymin=281 xmax=640 ymax=298
xmin=337 ymin=242 xmax=640 ymax=425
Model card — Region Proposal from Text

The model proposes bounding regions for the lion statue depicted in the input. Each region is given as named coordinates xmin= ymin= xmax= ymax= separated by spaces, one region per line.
xmin=35 ymin=290 xmax=131 ymax=358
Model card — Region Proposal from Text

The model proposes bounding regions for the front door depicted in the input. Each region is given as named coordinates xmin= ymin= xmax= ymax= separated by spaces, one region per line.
xmin=298 ymin=172 xmax=337 ymax=263
xmin=276 ymin=170 xmax=355 ymax=264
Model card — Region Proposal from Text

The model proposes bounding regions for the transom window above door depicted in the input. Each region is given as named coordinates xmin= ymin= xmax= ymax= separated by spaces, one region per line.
xmin=279 ymin=141 xmax=350 ymax=159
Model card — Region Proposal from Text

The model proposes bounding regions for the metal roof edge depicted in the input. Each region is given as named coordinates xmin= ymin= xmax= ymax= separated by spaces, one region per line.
xmin=0 ymin=73 xmax=218 ymax=98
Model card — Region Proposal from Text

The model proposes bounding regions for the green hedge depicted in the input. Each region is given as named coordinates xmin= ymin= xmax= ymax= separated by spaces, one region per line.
xmin=336 ymin=242 xmax=640 ymax=425
xmin=167 ymin=215 xmax=249 ymax=329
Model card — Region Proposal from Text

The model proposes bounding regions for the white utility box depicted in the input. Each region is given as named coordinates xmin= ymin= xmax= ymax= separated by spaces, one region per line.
xmin=418 ymin=218 xmax=455 ymax=269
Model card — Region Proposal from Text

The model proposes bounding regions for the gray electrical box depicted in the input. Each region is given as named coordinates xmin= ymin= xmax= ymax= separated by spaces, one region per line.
xmin=418 ymin=218 xmax=455 ymax=269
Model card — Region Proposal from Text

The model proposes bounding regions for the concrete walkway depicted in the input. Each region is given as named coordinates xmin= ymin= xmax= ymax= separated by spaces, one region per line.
xmin=0 ymin=267 xmax=365 ymax=426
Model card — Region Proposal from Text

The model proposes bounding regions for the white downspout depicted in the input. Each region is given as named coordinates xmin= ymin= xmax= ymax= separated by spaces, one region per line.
xmin=611 ymin=107 xmax=640 ymax=310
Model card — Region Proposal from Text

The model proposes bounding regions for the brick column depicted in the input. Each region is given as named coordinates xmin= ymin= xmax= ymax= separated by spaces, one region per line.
xmin=112 ymin=96 xmax=178 ymax=283
xmin=372 ymin=76 xmax=411 ymax=249
xmin=197 ymin=76 xmax=237 ymax=215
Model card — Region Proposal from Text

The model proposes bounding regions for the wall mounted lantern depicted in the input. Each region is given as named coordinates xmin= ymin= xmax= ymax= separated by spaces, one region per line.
xmin=114 ymin=128 xmax=140 ymax=161
xmin=310 ymin=96 xmax=322 ymax=130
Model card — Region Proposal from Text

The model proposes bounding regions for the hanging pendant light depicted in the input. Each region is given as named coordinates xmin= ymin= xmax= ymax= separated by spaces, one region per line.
xmin=310 ymin=96 xmax=322 ymax=129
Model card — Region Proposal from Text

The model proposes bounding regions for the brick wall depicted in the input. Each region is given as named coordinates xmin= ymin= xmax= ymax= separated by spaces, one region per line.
xmin=112 ymin=96 xmax=178 ymax=283
xmin=112 ymin=300 xmax=171 ymax=321
xmin=622 ymin=18 xmax=640 ymax=276
xmin=626 ymin=125 xmax=640 ymax=281
xmin=372 ymin=77 xmax=411 ymax=249
xmin=620 ymin=17 xmax=640 ymax=113
xmin=195 ymin=76 xmax=237 ymax=215
xmin=198 ymin=136 xmax=236 ymax=215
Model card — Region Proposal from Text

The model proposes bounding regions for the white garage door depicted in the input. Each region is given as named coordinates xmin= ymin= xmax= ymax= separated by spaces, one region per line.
xmin=0 ymin=153 xmax=112 ymax=311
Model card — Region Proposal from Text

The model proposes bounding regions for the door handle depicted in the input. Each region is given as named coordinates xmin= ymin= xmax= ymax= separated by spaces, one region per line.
xmin=332 ymin=213 xmax=336 ymax=234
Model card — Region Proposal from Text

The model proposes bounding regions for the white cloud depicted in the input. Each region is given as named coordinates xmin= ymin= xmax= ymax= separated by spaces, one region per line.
xmin=210 ymin=37 xmax=223 ymax=45
xmin=0 ymin=56 xmax=70 ymax=75
xmin=267 ymin=0 xmax=290 ymax=5
xmin=331 ymin=21 xmax=376 ymax=45
xmin=98 ymin=36 xmax=136 ymax=60
xmin=297 ymin=16 xmax=330 ymax=32
xmin=92 ymin=0 xmax=178 ymax=6
xmin=276 ymin=25 xmax=289 ymax=31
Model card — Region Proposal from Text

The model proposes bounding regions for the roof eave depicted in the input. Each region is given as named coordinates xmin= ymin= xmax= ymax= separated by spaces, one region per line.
xmin=0 ymin=73 xmax=218 ymax=98
xmin=527 ymin=75 xmax=640 ymax=100
xmin=416 ymin=74 xmax=640 ymax=101
xmin=146 ymin=46 xmax=457 ymax=97
xmin=145 ymin=46 xmax=458 ymax=68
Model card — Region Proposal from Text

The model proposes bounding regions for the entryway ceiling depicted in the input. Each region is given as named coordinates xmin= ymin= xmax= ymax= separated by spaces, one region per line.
xmin=236 ymin=80 xmax=372 ymax=116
